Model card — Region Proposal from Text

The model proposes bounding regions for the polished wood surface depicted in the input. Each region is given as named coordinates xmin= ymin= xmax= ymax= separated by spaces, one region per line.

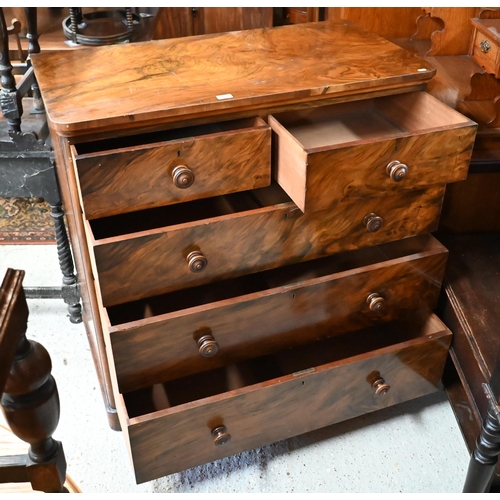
xmin=0 ymin=269 xmax=66 ymax=493
xmin=73 ymin=117 xmax=271 ymax=218
xmin=89 ymin=185 xmax=445 ymax=307
xmin=107 ymin=234 xmax=448 ymax=393
xmin=31 ymin=20 xmax=436 ymax=136
xmin=120 ymin=314 xmax=451 ymax=483
xmin=270 ymin=91 xmax=476 ymax=212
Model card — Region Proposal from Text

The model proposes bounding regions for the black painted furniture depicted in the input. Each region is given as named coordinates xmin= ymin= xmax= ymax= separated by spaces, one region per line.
xmin=0 ymin=7 xmax=81 ymax=323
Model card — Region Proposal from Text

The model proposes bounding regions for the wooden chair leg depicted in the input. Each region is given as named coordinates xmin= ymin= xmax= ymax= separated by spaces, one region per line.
xmin=463 ymin=402 xmax=500 ymax=492
xmin=0 ymin=269 xmax=67 ymax=493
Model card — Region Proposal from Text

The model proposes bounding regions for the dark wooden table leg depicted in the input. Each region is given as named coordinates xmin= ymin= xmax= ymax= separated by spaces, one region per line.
xmin=49 ymin=201 xmax=82 ymax=324
xmin=463 ymin=385 xmax=500 ymax=493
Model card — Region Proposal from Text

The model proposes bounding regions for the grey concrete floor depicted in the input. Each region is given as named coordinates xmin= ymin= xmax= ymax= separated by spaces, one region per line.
xmin=0 ymin=243 xmax=471 ymax=493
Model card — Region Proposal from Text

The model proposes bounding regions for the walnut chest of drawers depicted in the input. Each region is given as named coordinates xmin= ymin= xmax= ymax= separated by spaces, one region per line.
xmin=32 ymin=20 xmax=477 ymax=484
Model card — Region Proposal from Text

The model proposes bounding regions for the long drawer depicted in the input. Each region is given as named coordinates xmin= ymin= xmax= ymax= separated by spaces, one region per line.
xmin=87 ymin=183 xmax=445 ymax=307
xmin=117 ymin=313 xmax=452 ymax=483
xmin=105 ymin=234 xmax=448 ymax=393
xmin=71 ymin=117 xmax=271 ymax=219
xmin=269 ymin=91 xmax=476 ymax=213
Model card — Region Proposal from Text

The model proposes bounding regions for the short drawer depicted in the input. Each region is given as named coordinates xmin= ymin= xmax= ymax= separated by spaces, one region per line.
xmin=117 ymin=313 xmax=452 ymax=483
xmin=71 ymin=117 xmax=271 ymax=219
xmin=106 ymin=234 xmax=448 ymax=393
xmin=86 ymin=183 xmax=445 ymax=307
xmin=470 ymin=19 xmax=500 ymax=78
xmin=269 ymin=91 xmax=476 ymax=212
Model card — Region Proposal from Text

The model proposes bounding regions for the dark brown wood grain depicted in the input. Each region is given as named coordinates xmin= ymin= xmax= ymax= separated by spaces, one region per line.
xmin=107 ymin=234 xmax=448 ymax=393
xmin=89 ymin=185 xmax=445 ymax=307
xmin=270 ymin=91 xmax=476 ymax=212
xmin=73 ymin=117 xmax=271 ymax=219
xmin=31 ymin=21 xmax=436 ymax=136
xmin=120 ymin=314 xmax=451 ymax=483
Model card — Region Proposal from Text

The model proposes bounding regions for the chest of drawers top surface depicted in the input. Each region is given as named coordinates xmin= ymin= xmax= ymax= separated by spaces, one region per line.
xmin=31 ymin=20 xmax=435 ymax=136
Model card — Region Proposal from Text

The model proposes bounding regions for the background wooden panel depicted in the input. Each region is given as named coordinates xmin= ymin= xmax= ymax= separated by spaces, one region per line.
xmin=326 ymin=7 xmax=425 ymax=39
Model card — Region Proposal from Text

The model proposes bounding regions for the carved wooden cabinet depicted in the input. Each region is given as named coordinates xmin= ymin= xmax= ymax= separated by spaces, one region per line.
xmin=32 ymin=20 xmax=476 ymax=484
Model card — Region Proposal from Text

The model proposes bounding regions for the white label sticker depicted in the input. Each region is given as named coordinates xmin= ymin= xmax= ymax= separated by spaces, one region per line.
xmin=216 ymin=94 xmax=234 ymax=100
xmin=418 ymin=68 xmax=427 ymax=72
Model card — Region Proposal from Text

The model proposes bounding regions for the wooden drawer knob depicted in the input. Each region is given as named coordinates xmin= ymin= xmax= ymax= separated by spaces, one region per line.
xmin=386 ymin=160 xmax=408 ymax=182
xmin=186 ymin=250 xmax=207 ymax=273
xmin=172 ymin=165 xmax=195 ymax=189
xmin=212 ymin=425 xmax=231 ymax=447
xmin=366 ymin=293 xmax=385 ymax=312
xmin=372 ymin=377 xmax=390 ymax=396
xmin=480 ymin=39 xmax=492 ymax=53
xmin=198 ymin=333 xmax=219 ymax=357
xmin=363 ymin=213 xmax=383 ymax=232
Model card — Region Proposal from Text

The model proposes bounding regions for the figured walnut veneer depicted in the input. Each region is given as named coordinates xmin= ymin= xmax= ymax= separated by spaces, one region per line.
xmin=31 ymin=20 xmax=435 ymax=136
xmin=89 ymin=185 xmax=445 ymax=307
xmin=121 ymin=314 xmax=451 ymax=483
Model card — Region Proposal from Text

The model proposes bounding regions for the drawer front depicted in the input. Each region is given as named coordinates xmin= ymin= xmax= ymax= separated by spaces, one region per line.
xmin=92 ymin=186 xmax=445 ymax=307
xmin=270 ymin=91 xmax=476 ymax=212
xmin=73 ymin=118 xmax=271 ymax=219
xmin=470 ymin=28 xmax=499 ymax=77
xmin=108 ymin=235 xmax=448 ymax=392
xmin=121 ymin=315 xmax=452 ymax=483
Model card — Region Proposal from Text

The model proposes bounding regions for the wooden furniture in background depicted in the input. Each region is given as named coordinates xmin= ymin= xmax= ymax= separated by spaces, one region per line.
xmin=32 ymin=19 xmax=476 ymax=483
xmin=0 ymin=268 xmax=67 ymax=492
xmin=0 ymin=7 xmax=82 ymax=323
xmin=152 ymin=7 xmax=273 ymax=39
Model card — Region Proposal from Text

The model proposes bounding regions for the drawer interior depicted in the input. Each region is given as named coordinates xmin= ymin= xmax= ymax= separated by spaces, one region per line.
xmin=73 ymin=117 xmax=266 ymax=155
xmin=123 ymin=313 xmax=448 ymax=418
xmin=106 ymin=233 xmax=444 ymax=326
xmin=271 ymin=91 xmax=472 ymax=150
xmin=89 ymin=182 xmax=291 ymax=240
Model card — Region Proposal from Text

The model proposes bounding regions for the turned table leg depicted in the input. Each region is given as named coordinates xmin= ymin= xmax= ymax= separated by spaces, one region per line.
xmin=463 ymin=385 xmax=500 ymax=493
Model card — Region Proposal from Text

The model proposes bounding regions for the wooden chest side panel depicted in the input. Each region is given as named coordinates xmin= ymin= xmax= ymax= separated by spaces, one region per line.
xmin=110 ymin=247 xmax=448 ymax=392
xmin=76 ymin=124 xmax=271 ymax=219
xmin=93 ymin=187 xmax=445 ymax=307
xmin=126 ymin=331 xmax=451 ymax=483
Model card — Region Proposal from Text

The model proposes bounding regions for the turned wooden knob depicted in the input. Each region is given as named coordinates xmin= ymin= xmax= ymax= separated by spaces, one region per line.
xmin=212 ymin=425 xmax=231 ymax=447
xmin=363 ymin=213 xmax=383 ymax=232
xmin=198 ymin=333 xmax=219 ymax=357
xmin=372 ymin=377 xmax=390 ymax=396
xmin=386 ymin=160 xmax=408 ymax=182
xmin=172 ymin=165 xmax=195 ymax=189
xmin=186 ymin=250 xmax=207 ymax=273
xmin=366 ymin=293 xmax=385 ymax=312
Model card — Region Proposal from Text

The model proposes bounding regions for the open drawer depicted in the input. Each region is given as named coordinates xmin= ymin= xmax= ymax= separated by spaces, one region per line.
xmin=105 ymin=234 xmax=448 ymax=393
xmin=117 ymin=313 xmax=452 ymax=483
xmin=86 ymin=183 xmax=445 ymax=307
xmin=269 ymin=91 xmax=477 ymax=212
xmin=71 ymin=117 xmax=271 ymax=219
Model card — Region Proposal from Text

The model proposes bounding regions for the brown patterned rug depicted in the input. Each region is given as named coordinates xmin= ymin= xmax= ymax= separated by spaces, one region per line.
xmin=0 ymin=197 xmax=56 ymax=244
